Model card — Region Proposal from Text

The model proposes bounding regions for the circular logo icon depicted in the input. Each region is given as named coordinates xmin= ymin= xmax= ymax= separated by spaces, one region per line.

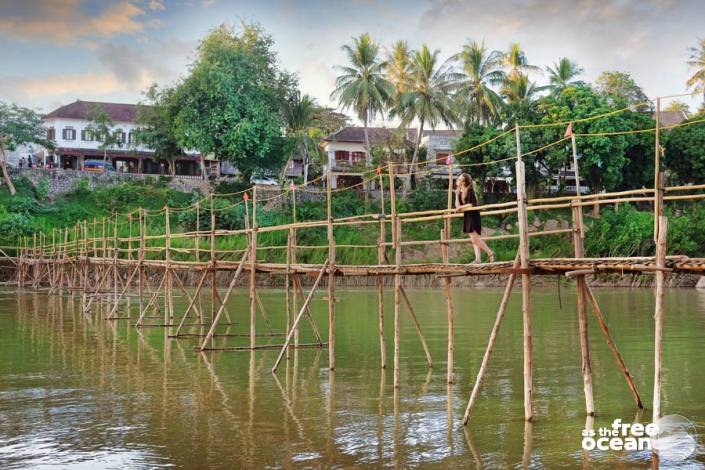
xmin=650 ymin=415 xmax=698 ymax=461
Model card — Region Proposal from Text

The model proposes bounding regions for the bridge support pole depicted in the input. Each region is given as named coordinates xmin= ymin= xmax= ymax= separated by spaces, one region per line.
xmin=515 ymin=124 xmax=533 ymax=422
xmin=653 ymin=215 xmax=668 ymax=420
xmin=572 ymin=201 xmax=594 ymax=416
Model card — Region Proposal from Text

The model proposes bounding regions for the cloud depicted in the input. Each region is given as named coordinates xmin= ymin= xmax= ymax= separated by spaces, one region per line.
xmin=0 ymin=71 xmax=155 ymax=108
xmin=148 ymin=0 xmax=165 ymax=11
xmin=0 ymin=0 xmax=154 ymax=43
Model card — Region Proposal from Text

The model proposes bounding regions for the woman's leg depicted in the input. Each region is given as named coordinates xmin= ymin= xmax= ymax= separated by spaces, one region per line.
xmin=469 ymin=233 xmax=482 ymax=262
xmin=470 ymin=232 xmax=495 ymax=262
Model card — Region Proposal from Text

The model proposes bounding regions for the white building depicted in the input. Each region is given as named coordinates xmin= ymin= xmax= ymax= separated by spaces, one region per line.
xmin=322 ymin=126 xmax=416 ymax=188
xmin=42 ymin=100 xmax=204 ymax=176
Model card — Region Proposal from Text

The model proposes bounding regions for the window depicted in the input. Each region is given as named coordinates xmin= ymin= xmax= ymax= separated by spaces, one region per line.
xmin=62 ymin=127 xmax=76 ymax=141
xmin=115 ymin=131 xmax=126 ymax=144
xmin=81 ymin=130 xmax=94 ymax=141
xmin=128 ymin=132 xmax=136 ymax=144
xmin=436 ymin=152 xmax=450 ymax=164
xmin=351 ymin=151 xmax=366 ymax=163
xmin=335 ymin=150 xmax=349 ymax=162
xmin=47 ymin=128 xmax=55 ymax=140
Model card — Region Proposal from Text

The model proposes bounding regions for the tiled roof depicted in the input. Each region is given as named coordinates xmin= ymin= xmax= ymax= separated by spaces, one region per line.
xmin=655 ymin=110 xmax=688 ymax=127
xmin=324 ymin=126 xmax=417 ymax=144
xmin=422 ymin=129 xmax=463 ymax=137
xmin=45 ymin=100 xmax=142 ymax=123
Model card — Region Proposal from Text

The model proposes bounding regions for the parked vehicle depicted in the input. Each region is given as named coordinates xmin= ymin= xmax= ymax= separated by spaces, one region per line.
xmin=83 ymin=160 xmax=116 ymax=173
xmin=250 ymin=176 xmax=279 ymax=187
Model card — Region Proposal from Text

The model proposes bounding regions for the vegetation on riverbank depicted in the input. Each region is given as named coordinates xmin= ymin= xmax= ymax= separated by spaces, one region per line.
xmin=1 ymin=178 xmax=704 ymax=266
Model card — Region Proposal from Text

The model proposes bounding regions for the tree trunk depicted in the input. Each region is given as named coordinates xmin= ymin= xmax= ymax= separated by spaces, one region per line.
xmin=364 ymin=112 xmax=372 ymax=168
xmin=0 ymin=144 xmax=16 ymax=196
xmin=278 ymin=152 xmax=294 ymax=182
xmin=410 ymin=118 xmax=425 ymax=190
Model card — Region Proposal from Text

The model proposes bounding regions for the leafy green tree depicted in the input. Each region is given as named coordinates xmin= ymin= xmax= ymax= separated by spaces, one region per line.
xmin=546 ymin=57 xmax=584 ymax=93
xmin=452 ymin=124 xmax=514 ymax=195
xmin=664 ymin=117 xmax=705 ymax=184
xmin=594 ymin=71 xmax=651 ymax=110
xmin=309 ymin=107 xmax=349 ymax=136
xmin=536 ymin=85 xmax=635 ymax=192
xmin=391 ymin=44 xmax=456 ymax=183
xmin=686 ymin=38 xmax=705 ymax=105
xmin=135 ymin=84 xmax=183 ymax=176
xmin=450 ymin=39 xmax=504 ymax=126
xmin=173 ymin=22 xmax=295 ymax=181
xmin=0 ymin=102 xmax=54 ymax=195
xmin=331 ymin=33 xmax=394 ymax=168
xmin=85 ymin=103 xmax=123 ymax=162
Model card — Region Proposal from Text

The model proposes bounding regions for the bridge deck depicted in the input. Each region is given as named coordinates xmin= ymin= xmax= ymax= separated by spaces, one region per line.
xmin=10 ymin=255 xmax=704 ymax=276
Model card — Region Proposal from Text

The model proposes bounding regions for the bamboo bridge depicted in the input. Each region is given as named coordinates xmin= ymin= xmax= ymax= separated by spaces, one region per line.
xmin=2 ymin=96 xmax=705 ymax=429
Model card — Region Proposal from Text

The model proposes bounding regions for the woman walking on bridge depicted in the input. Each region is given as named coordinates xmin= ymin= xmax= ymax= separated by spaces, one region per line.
xmin=455 ymin=173 xmax=495 ymax=263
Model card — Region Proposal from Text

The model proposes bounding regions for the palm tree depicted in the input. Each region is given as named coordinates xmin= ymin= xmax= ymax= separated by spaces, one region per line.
xmin=385 ymin=40 xmax=413 ymax=97
xmin=501 ymin=72 xmax=540 ymax=124
xmin=687 ymin=38 xmax=705 ymax=104
xmin=546 ymin=57 xmax=584 ymax=93
xmin=331 ymin=33 xmax=393 ymax=168
xmin=392 ymin=44 xmax=457 ymax=184
xmin=282 ymin=91 xmax=319 ymax=184
xmin=501 ymin=42 xmax=541 ymax=78
xmin=450 ymin=39 xmax=505 ymax=126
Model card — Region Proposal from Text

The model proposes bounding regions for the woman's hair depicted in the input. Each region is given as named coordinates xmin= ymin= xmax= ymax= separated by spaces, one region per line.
xmin=459 ymin=173 xmax=472 ymax=186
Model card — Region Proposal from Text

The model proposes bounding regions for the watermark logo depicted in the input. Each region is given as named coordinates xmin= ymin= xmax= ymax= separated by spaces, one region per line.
xmin=582 ymin=415 xmax=698 ymax=461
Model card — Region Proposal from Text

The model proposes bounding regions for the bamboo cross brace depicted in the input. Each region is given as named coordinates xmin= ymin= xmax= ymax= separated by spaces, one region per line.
xmin=173 ymin=269 xmax=210 ymax=336
xmin=135 ymin=273 xmax=167 ymax=326
xmin=292 ymin=275 xmax=324 ymax=346
xmin=462 ymin=253 xmax=521 ymax=425
xmin=583 ymin=284 xmax=644 ymax=409
xmin=199 ymin=249 xmax=250 ymax=350
xmin=105 ymin=251 xmax=146 ymax=319
xmin=272 ymin=259 xmax=329 ymax=373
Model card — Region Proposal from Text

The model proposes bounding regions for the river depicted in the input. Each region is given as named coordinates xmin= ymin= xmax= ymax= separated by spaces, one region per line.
xmin=0 ymin=287 xmax=703 ymax=468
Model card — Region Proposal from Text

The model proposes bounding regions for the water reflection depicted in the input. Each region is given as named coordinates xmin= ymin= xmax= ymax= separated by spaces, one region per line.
xmin=1 ymin=288 xmax=704 ymax=468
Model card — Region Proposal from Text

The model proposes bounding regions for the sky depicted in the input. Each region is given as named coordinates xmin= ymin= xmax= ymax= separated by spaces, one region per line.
xmin=0 ymin=0 xmax=703 ymax=124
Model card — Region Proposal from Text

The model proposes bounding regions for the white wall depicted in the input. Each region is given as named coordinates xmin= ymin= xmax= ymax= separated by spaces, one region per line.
xmin=44 ymin=117 xmax=153 ymax=153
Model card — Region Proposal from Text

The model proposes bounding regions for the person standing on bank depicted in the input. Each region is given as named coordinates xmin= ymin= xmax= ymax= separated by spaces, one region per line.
xmin=455 ymin=172 xmax=495 ymax=263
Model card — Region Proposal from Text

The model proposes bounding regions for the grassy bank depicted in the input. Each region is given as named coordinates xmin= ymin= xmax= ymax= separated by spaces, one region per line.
xmin=1 ymin=177 xmax=703 ymax=264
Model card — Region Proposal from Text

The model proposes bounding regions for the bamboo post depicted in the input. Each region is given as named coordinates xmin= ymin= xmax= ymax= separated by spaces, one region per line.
xmin=195 ymin=201 xmax=200 ymax=263
xmin=210 ymin=194 xmax=216 ymax=323
xmin=443 ymin=156 xmax=455 ymax=384
xmin=249 ymin=187 xmax=258 ymax=350
xmin=572 ymin=201 xmax=594 ymax=416
xmin=128 ymin=213 xmax=133 ymax=261
xmin=654 ymin=97 xmax=661 ymax=242
xmin=653 ymin=215 xmax=667 ymax=420
xmin=164 ymin=205 xmax=173 ymax=328
xmin=138 ymin=209 xmax=145 ymax=321
xmin=388 ymin=164 xmax=402 ymax=388
xmin=570 ymin=129 xmax=584 ymax=238
xmin=327 ymin=171 xmax=336 ymax=370
xmin=515 ymin=123 xmax=534 ymax=422
xmin=463 ymin=253 xmax=521 ymax=424
xmin=113 ymin=212 xmax=119 ymax=306
xmin=377 ymin=198 xmax=387 ymax=369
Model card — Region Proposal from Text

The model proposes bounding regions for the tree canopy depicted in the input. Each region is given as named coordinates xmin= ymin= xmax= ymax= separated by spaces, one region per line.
xmin=0 ymin=102 xmax=54 ymax=195
xmin=172 ymin=22 xmax=296 ymax=179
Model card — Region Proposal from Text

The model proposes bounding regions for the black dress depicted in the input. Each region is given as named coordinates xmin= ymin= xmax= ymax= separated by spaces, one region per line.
xmin=461 ymin=188 xmax=482 ymax=235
